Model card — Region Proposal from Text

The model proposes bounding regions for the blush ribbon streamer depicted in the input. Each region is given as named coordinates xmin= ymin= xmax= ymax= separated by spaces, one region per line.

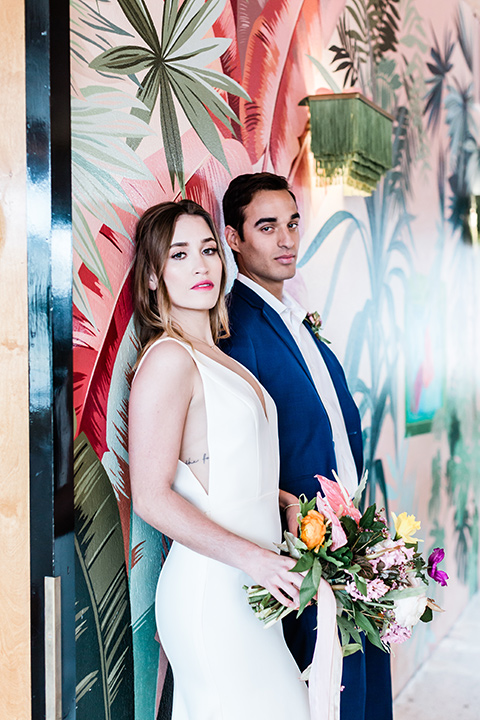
xmin=308 ymin=577 xmax=343 ymax=719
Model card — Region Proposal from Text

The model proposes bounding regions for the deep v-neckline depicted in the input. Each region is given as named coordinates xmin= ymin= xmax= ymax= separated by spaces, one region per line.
xmin=194 ymin=349 xmax=269 ymax=422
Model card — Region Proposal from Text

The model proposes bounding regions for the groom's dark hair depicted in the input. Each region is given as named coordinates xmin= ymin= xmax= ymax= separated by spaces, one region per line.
xmin=222 ymin=172 xmax=297 ymax=241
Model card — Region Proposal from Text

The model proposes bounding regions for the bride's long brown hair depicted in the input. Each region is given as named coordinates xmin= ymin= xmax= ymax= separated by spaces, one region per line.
xmin=133 ymin=199 xmax=230 ymax=363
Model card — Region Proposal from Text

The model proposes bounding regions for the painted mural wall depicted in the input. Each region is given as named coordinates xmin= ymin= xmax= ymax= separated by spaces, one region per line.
xmin=71 ymin=0 xmax=480 ymax=716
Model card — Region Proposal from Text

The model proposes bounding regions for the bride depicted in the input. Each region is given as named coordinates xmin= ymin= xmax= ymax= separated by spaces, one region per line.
xmin=128 ymin=199 xmax=310 ymax=719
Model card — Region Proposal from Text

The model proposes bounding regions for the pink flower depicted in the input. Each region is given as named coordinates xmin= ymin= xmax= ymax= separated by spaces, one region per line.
xmin=381 ymin=623 xmax=412 ymax=644
xmin=427 ymin=548 xmax=449 ymax=587
xmin=345 ymin=581 xmax=365 ymax=600
xmin=345 ymin=578 xmax=390 ymax=601
xmin=367 ymin=538 xmax=413 ymax=570
xmin=367 ymin=578 xmax=390 ymax=600
xmin=316 ymin=493 xmax=348 ymax=550
xmin=315 ymin=474 xmax=362 ymax=523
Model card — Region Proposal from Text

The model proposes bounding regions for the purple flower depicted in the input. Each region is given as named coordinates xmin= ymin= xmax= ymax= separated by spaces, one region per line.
xmin=427 ymin=548 xmax=449 ymax=587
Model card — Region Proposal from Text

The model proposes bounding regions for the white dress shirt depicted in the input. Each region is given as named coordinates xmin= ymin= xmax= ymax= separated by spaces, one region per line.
xmin=237 ymin=274 xmax=359 ymax=497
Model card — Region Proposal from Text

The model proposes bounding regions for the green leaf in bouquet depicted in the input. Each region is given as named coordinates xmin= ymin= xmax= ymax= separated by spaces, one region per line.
xmin=353 ymin=607 xmax=374 ymax=634
xmin=353 ymin=531 xmax=378 ymax=552
xmin=337 ymin=613 xmax=362 ymax=648
xmin=368 ymin=529 xmax=385 ymax=546
xmin=299 ymin=494 xmax=317 ymax=516
xmin=383 ymin=584 xmax=427 ymax=600
xmin=298 ymin=568 xmax=318 ymax=616
xmin=276 ymin=531 xmax=304 ymax=559
xmin=343 ymin=642 xmax=364 ymax=657
xmin=311 ymin=558 xmax=323 ymax=588
xmin=340 ymin=515 xmax=358 ymax=541
xmin=420 ymin=606 xmax=433 ymax=623
xmin=333 ymin=545 xmax=353 ymax=560
xmin=359 ymin=503 xmax=376 ymax=529
xmin=292 ymin=553 xmax=314 ymax=573
xmin=354 ymin=574 xmax=368 ymax=596
xmin=318 ymin=546 xmax=344 ymax=568
xmin=353 ymin=607 xmax=385 ymax=651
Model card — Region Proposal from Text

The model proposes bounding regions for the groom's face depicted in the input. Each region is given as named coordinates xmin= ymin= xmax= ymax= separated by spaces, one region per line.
xmin=226 ymin=189 xmax=300 ymax=299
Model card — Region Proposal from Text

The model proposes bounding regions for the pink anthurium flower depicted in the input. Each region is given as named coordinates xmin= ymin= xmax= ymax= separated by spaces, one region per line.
xmin=427 ymin=548 xmax=449 ymax=587
xmin=315 ymin=473 xmax=362 ymax=524
xmin=316 ymin=493 xmax=348 ymax=551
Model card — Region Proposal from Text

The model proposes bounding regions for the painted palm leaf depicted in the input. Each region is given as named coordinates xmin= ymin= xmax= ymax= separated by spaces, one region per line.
xmin=89 ymin=0 xmax=250 ymax=194
xmin=239 ymin=0 xmax=326 ymax=171
xmin=329 ymin=0 xmax=401 ymax=101
xmin=212 ymin=0 xmax=243 ymax=129
xmin=99 ymin=315 xmax=172 ymax=719
xmin=423 ymin=31 xmax=454 ymax=133
xmin=71 ymin=87 xmax=153 ymax=323
xmin=75 ymin=432 xmax=134 ymax=720
xmin=71 ymin=0 xmax=134 ymax=69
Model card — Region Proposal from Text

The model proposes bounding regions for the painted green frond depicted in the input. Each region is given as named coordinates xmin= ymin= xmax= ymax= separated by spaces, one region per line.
xmin=72 ymin=96 xmax=155 ymax=138
xmin=307 ymin=55 xmax=342 ymax=94
xmin=187 ymin=66 xmax=250 ymax=100
xmin=159 ymin=66 xmax=186 ymax=194
xmin=73 ymin=204 xmax=113 ymax=295
xmin=71 ymin=90 xmax=154 ymax=311
xmin=90 ymin=46 xmax=156 ymax=74
xmin=89 ymin=0 xmax=250 ymax=192
xmin=76 ymin=671 xmax=99 ymax=704
xmin=456 ymin=3 xmax=473 ymax=72
xmin=117 ymin=0 xmax=160 ymax=53
xmin=73 ymin=158 xmax=135 ymax=235
xmin=72 ymin=137 xmax=151 ymax=178
xmin=168 ymin=37 xmax=231 ymax=68
xmin=165 ymin=0 xmax=227 ymax=56
xmin=132 ymin=66 xmax=160 ymax=121
xmin=167 ymin=72 xmax=230 ymax=169
xmin=71 ymin=0 xmax=134 ymax=65
xmin=75 ymin=433 xmax=133 ymax=720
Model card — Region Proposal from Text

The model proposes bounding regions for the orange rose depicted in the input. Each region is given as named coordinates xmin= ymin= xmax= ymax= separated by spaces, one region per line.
xmin=300 ymin=510 xmax=327 ymax=552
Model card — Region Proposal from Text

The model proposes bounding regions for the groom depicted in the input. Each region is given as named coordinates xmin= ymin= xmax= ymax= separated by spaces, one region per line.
xmin=220 ymin=172 xmax=392 ymax=720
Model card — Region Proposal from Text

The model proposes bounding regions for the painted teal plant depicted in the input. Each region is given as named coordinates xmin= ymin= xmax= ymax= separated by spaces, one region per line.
xmin=423 ymin=4 xmax=480 ymax=590
xmin=299 ymin=0 xmax=429 ymax=511
xmin=75 ymin=433 xmax=134 ymax=720
xmin=329 ymin=0 xmax=401 ymax=103
xmin=89 ymin=0 xmax=250 ymax=194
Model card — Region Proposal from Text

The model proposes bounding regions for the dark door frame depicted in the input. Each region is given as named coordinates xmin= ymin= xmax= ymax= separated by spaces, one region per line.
xmin=25 ymin=0 xmax=75 ymax=716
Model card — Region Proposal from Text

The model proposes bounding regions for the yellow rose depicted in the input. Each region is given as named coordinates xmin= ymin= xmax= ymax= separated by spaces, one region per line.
xmin=300 ymin=510 xmax=327 ymax=552
xmin=392 ymin=511 xmax=421 ymax=544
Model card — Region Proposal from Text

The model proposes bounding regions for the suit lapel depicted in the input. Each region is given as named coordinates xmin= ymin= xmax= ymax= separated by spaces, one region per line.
xmin=232 ymin=280 xmax=316 ymax=388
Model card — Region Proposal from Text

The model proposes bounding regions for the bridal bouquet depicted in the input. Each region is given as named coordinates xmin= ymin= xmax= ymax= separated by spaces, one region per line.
xmin=245 ymin=473 xmax=447 ymax=655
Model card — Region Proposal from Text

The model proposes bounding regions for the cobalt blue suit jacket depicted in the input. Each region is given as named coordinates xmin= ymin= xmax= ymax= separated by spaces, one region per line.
xmin=221 ymin=279 xmax=392 ymax=720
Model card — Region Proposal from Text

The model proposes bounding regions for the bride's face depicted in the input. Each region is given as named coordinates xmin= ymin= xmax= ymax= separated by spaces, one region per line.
xmin=161 ymin=214 xmax=223 ymax=314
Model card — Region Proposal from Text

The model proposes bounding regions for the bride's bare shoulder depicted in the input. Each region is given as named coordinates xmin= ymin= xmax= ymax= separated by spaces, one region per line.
xmin=133 ymin=338 xmax=196 ymax=389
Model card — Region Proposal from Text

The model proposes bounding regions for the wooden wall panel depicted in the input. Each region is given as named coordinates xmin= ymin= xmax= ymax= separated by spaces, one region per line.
xmin=0 ymin=0 xmax=31 ymax=717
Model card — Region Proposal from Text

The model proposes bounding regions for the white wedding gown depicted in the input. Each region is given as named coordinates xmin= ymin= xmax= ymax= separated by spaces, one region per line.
xmin=138 ymin=338 xmax=310 ymax=720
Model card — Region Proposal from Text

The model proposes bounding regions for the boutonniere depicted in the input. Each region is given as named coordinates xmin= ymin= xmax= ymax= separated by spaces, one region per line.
xmin=305 ymin=311 xmax=330 ymax=344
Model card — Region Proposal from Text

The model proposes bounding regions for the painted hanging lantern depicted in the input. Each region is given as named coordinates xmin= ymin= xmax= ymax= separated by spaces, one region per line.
xmin=300 ymin=92 xmax=394 ymax=196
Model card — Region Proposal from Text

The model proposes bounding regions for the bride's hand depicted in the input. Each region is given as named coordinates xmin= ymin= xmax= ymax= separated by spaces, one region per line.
xmin=244 ymin=548 xmax=302 ymax=608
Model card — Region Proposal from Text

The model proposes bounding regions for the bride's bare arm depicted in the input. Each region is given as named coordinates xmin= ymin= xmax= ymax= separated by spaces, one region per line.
xmin=128 ymin=341 xmax=301 ymax=607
